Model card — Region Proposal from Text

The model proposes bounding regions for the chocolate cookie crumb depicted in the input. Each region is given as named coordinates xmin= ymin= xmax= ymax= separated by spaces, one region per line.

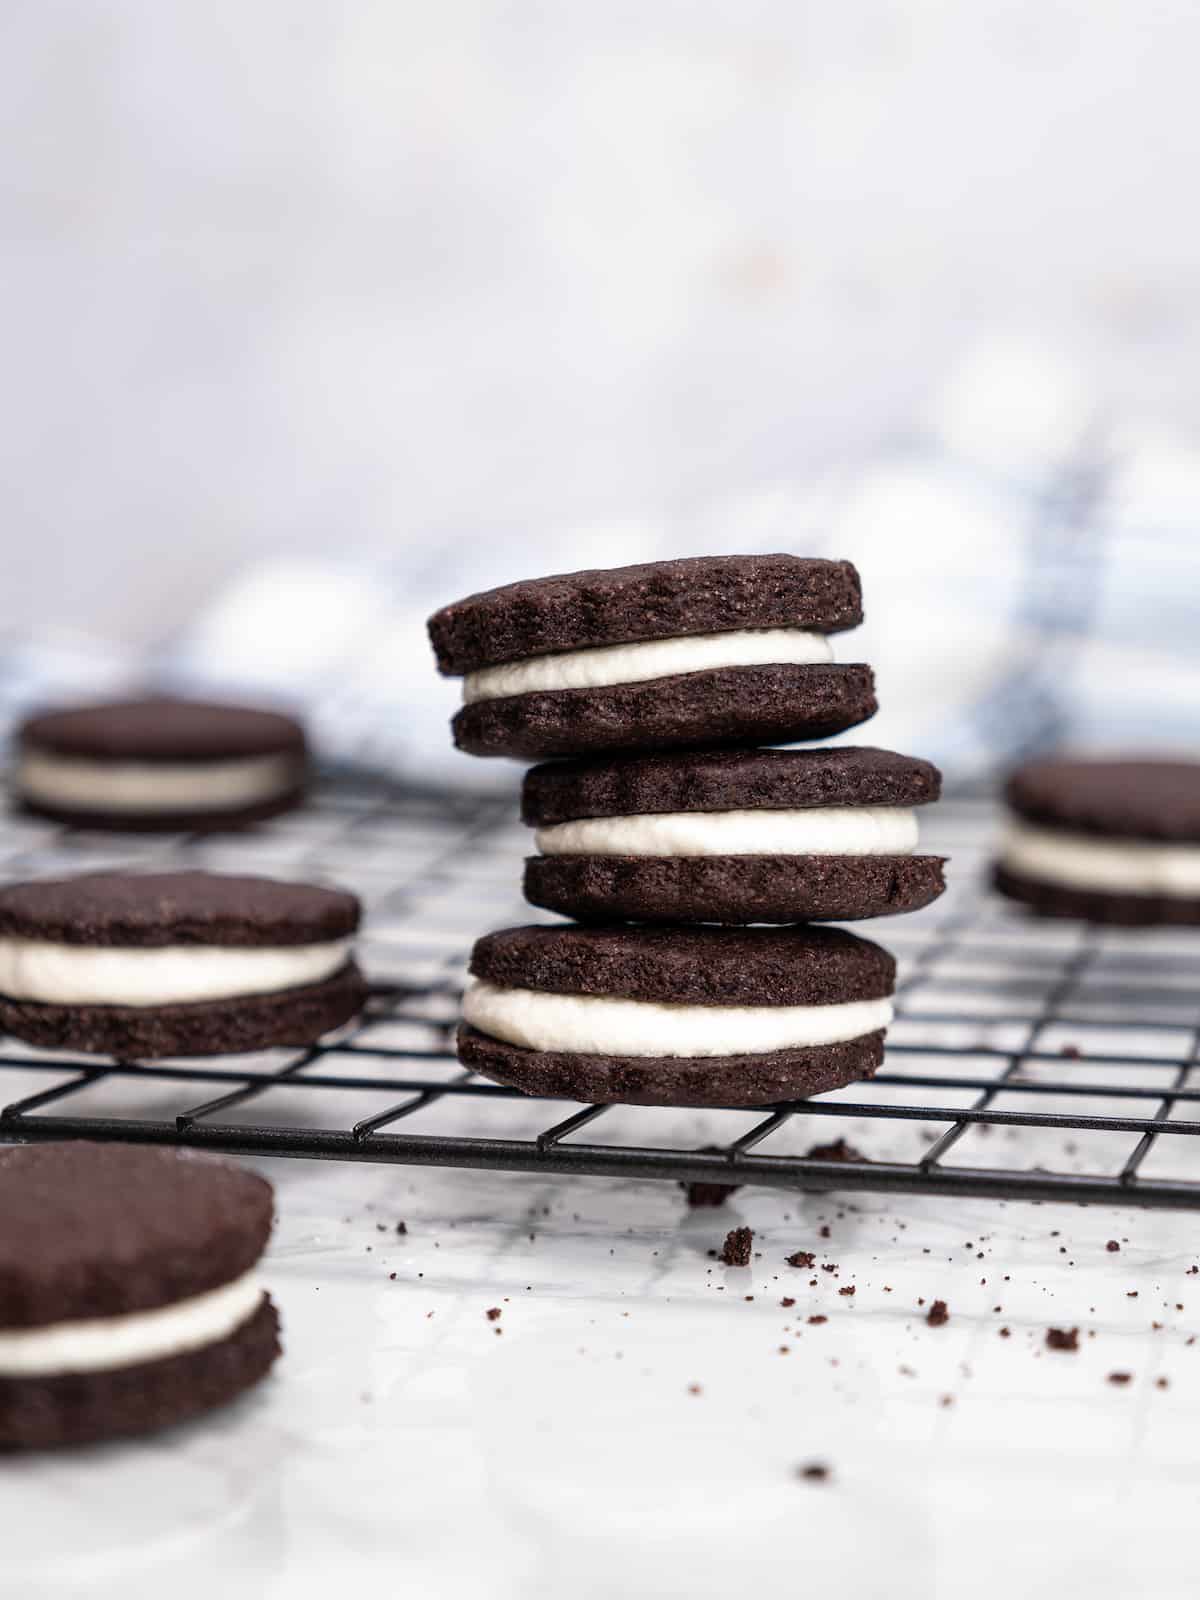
xmin=396 ymin=1221 xmax=407 ymax=1235
xmin=808 ymin=1315 xmax=828 ymax=1325
xmin=486 ymin=1307 xmax=502 ymax=1322
xmin=838 ymin=1285 xmax=856 ymax=1297
xmin=805 ymin=1137 xmax=870 ymax=1163
xmin=719 ymin=1227 xmax=754 ymax=1267
xmin=926 ymin=1300 xmax=950 ymax=1327
xmin=681 ymin=1148 xmax=741 ymax=1207
xmin=998 ymin=1327 xmax=1010 ymax=1338
xmin=1107 ymin=1371 xmax=1133 ymax=1386
xmin=797 ymin=1462 xmax=830 ymax=1482
xmin=1046 ymin=1327 xmax=1079 ymax=1351
xmin=786 ymin=1250 xmax=816 ymax=1269
xmin=781 ymin=1297 xmax=796 ymax=1308
xmin=1156 ymin=1377 xmax=1170 ymax=1390
xmin=1106 ymin=1240 xmax=1119 ymax=1252
xmin=683 ymin=1177 xmax=741 ymax=1208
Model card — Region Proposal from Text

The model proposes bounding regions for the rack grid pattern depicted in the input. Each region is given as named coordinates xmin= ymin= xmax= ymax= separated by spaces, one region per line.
xmin=2 ymin=779 xmax=1200 ymax=1211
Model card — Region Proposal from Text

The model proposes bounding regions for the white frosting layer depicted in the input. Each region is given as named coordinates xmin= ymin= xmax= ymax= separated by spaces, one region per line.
xmin=1001 ymin=821 xmax=1200 ymax=897
xmin=463 ymin=628 xmax=834 ymax=704
xmin=0 ymin=1272 xmax=263 ymax=1377
xmin=0 ymin=938 xmax=352 ymax=1006
xmin=462 ymin=979 xmax=892 ymax=1057
xmin=18 ymin=749 xmax=302 ymax=814
xmin=535 ymin=805 xmax=918 ymax=859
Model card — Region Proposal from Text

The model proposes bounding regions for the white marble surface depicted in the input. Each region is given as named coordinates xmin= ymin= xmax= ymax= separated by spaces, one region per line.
xmin=7 ymin=1153 xmax=1200 ymax=1599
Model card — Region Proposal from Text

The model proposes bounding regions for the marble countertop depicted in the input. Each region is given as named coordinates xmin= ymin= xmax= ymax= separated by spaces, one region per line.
xmin=8 ymin=1137 xmax=1200 ymax=1599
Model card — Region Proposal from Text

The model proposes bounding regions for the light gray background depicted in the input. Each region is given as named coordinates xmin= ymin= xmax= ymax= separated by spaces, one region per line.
xmin=2 ymin=1 xmax=1200 ymax=646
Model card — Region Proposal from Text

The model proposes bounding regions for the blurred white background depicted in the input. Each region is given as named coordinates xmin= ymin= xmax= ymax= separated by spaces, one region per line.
xmin=2 ymin=1 xmax=1200 ymax=782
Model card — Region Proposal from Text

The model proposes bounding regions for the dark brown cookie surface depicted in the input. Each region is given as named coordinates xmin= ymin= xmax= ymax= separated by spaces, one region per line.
xmin=993 ymin=864 xmax=1200 ymax=926
xmin=18 ymin=789 xmax=306 ymax=835
xmin=20 ymin=698 xmax=306 ymax=764
xmin=524 ymin=853 xmax=946 ymax=924
xmin=458 ymin=1024 xmax=883 ymax=1107
xmin=523 ymin=745 xmax=941 ymax=825
xmin=469 ymin=922 xmax=894 ymax=1007
xmin=0 ymin=960 xmax=366 ymax=1059
xmin=0 ymin=1142 xmax=273 ymax=1327
xmin=429 ymin=555 xmax=863 ymax=676
xmin=453 ymin=664 xmax=876 ymax=760
xmin=0 ymin=871 xmax=360 ymax=948
xmin=0 ymin=1294 xmax=281 ymax=1451
xmin=1005 ymin=757 xmax=1200 ymax=841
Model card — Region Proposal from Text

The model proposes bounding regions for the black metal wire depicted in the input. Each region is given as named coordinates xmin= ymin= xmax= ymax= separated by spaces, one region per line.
xmin=1 ymin=781 xmax=1199 ymax=1209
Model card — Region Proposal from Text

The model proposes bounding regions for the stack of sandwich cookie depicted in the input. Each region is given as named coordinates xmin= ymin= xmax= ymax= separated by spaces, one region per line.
xmin=429 ymin=554 xmax=875 ymax=758
xmin=0 ymin=1142 xmax=280 ymax=1450
xmin=15 ymin=697 xmax=308 ymax=831
xmin=522 ymin=745 xmax=944 ymax=924
xmin=996 ymin=756 xmax=1200 ymax=925
xmin=429 ymin=553 xmax=944 ymax=1109
xmin=0 ymin=871 xmax=365 ymax=1057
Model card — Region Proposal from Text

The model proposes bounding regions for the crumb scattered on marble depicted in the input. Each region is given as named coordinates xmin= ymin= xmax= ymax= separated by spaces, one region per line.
xmin=719 ymin=1227 xmax=754 ymax=1267
xmin=805 ymin=1137 xmax=869 ymax=1164
xmin=1046 ymin=1327 xmax=1079 ymax=1352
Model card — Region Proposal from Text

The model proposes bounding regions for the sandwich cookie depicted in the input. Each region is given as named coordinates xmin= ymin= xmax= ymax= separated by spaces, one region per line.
xmin=16 ymin=697 xmax=308 ymax=831
xmin=428 ymin=555 xmax=875 ymax=759
xmin=458 ymin=922 xmax=895 ymax=1107
xmin=0 ymin=871 xmax=365 ymax=1057
xmin=995 ymin=757 xmax=1200 ymax=925
xmin=0 ymin=1142 xmax=280 ymax=1449
xmin=523 ymin=745 xmax=946 ymax=924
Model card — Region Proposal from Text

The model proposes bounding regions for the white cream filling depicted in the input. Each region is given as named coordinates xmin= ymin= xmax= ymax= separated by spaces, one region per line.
xmin=462 ymin=628 xmax=834 ymax=704
xmin=1001 ymin=821 xmax=1200 ymax=897
xmin=0 ymin=1271 xmax=264 ymax=1378
xmin=463 ymin=979 xmax=892 ymax=1057
xmin=0 ymin=937 xmax=352 ymax=1006
xmin=17 ymin=749 xmax=303 ymax=814
xmin=535 ymin=805 xmax=918 ymax=859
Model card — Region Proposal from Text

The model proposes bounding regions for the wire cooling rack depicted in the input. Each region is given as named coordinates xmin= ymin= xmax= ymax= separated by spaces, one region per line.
xmin=2 ymin=778 xmax=1200 ymax=1211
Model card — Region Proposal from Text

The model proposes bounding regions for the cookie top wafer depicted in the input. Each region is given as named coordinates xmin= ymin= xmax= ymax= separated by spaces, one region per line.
xmin=0 ymin=1142 xmax=274 ymax=1329
xmin=1006 ymin=757 xmax=1200 ymax=841
xmin=522 ymin=746 xmax=941 ymax=827
xmin=0 ymin=871 xmax=361 ymax=948
xmin=468 ymin=922 xmax=894 ymax=1007
xmin=20 ymin=698 xmax=305 ymax=763
xmin=429 ymin=554 xmax=863 ymax=676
